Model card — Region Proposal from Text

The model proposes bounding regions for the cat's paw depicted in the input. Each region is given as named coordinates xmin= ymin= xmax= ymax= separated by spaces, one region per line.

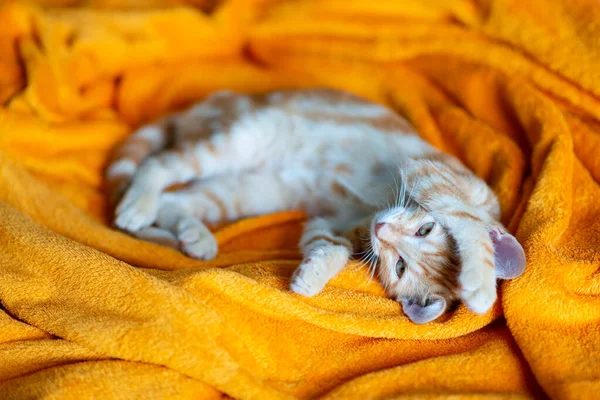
xmin=290 ymin=245 xmax=349 ymax=297
xmin=459 ymin=266 xmax=497 ymax=314
xmin=180 ymin=235 xmax=218 ymax=260
xmin=177 ymin=218 xmax=218 ymax=260
xmin=115 ymin=187 xmax=160 ymax=232
xmin=290 ymin=258 xmax=327 ymax=297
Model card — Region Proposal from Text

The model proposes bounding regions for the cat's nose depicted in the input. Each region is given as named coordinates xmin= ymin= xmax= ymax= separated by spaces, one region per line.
xmin=375 ymin=222 xmax=386 ymax=237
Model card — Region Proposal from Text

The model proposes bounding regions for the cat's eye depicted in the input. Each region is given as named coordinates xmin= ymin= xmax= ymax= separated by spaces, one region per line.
xmin=416 ymin=222 xmax=435 ymax=237
xmin=395 ymin=257 xmax=406 ymax=277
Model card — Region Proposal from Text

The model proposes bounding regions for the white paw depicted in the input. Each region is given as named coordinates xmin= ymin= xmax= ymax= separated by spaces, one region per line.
xmin=115 ymin=186 xmax=159 ymax=232
xmin=290 ymin=259 xmax=327 ymax=296
xmin=459 ymin=265 xmax=483 ymax=292
xmin=459 ymin=267 xmax=497 ymax=314
xmin=181 ymin=236 xmax=218 ymax=260
xmin=177 ymin=218 xmax=218 ymax=260
xmin=290 ymin=245 xmax=350 ymax=297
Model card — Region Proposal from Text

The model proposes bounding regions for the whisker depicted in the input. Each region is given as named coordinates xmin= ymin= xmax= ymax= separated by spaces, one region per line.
xmin=407 ymin=167 xmax=422 ymax=206
xmin=385 ymin=183 xmax=395 ymax=209
xmin=357 ymin=252 xmax=374 ymax=263
xmin=349 ymin=245 xmax=374 ymax=274
xmin=357 ymin=245 xmax=374 ymax=262
xmin=399 ymin=167 xmax=408 ymax=208
xmin=361 ymin=242 xmax=372 ymax=254
xmin=381 ymin=166 xmax=401 ymax=210
xmin=367 ymin=254 xmax=378 ymax=282
xmin=390 ymin=168 xmax=401 ymax=209
xmin=351 ymin=246 xmax=379 ymax=288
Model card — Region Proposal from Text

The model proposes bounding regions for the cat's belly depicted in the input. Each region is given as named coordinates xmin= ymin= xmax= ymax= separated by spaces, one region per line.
xmin=274 ymin=159 xmax=396 ymax=219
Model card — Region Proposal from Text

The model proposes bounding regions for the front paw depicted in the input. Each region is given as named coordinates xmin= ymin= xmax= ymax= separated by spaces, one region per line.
xmin=459 ymin=267 xmax=497 ymax=314
xmin=115 ymin=187 xmax=160 ymax=232
xmin=290 ymin=258 xmax=328 ymax=297
xmin=290 ymin=245 xmax=350 ymax=297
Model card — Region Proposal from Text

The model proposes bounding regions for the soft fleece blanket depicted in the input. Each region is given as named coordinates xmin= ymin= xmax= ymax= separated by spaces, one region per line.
xmin=1 ymin=0 xmax=599 ymax=399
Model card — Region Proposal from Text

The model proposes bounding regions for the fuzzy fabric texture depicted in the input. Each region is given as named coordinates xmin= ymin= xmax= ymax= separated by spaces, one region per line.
xmin=1 ymin=0 xmax=599 ymax=398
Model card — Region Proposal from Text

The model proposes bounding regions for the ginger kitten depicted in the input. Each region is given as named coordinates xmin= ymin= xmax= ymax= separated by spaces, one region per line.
xmin=106 ymin=89 xmax=525 ymax=324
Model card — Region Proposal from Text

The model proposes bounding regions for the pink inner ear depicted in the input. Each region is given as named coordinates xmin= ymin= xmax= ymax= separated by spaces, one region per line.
xmin=490 ymin=228 xmax=526 ymax=279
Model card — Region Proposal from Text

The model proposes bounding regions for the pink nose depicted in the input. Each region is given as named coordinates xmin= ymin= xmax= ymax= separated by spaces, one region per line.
xmin=375 ymin=222 xmax=386 ymax=237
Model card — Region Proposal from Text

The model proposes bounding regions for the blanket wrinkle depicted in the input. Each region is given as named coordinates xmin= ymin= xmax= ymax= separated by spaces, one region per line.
xmin=1 ymin=0 xmax=600 ymax=399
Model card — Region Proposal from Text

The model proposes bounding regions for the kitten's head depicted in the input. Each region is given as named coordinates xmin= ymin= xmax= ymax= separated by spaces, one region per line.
xmin=369 ymin=202 xmax=525 ymax=324
xmin=370 ymin=202 xmax=459 ymax=324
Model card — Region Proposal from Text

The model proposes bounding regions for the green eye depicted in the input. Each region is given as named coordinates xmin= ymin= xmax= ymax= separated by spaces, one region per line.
xmin=395 ymin=257 xmax=405 ymax=277
xmin=416 ymin=222 xmax=435 ymax=237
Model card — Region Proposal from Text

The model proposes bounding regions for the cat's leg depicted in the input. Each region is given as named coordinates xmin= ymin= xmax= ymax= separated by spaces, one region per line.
xmin=147 ymin=170 xmax=312 ymax=259
xmin=115 ymin=149 xmax=200 ymax=232
xmin=115 ymin=93 xmax=284 ymax=232
xmin=290 ymin=218 xmax=354 ymax=296
xmin=161 ymin=171 xmax=310 ymax=224
xmin=152 ymin=193 xmax=218 ymax=260
xmin=404 ymin=158 xmax=499 ymax=314
xmin=151 ymin=170 xmax=362 ymax=286
xmin=431 ymin=212 xmax=497 ymax=314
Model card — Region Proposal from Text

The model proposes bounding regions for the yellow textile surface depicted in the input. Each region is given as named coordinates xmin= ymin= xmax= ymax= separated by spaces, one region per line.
xmin=1 ymin=0 xmax=599 ymax=398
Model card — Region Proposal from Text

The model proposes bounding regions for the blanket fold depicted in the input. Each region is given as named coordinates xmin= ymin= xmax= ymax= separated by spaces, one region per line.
xmin=1 ymin=0 xmax=599 ymax=398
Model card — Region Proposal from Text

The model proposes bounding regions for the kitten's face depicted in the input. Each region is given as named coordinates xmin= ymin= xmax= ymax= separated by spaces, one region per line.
xmin=370 ymin=204 xmax=459 ymax=323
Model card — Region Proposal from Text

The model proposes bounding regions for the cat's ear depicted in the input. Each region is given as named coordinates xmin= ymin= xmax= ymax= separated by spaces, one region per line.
xmin=401 ymin=296 xmax=446 ymax=324
xmin=489 ymin=227 xmax=526 ymax=280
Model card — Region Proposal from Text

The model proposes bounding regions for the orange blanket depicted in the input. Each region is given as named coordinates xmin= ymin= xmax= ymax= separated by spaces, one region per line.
xmin=1 ymin=1 xmax=599 ymax=398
